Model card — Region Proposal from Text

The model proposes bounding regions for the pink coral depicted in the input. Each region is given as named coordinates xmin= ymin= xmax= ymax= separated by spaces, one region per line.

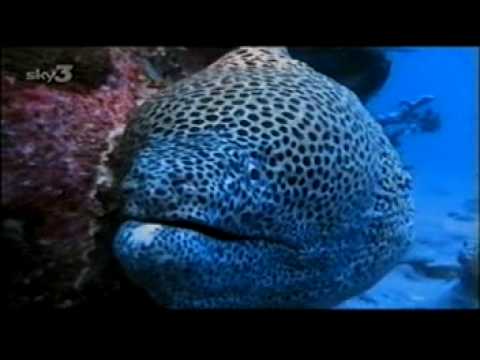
xmin=2 ymin=48 xmax=148 ymax=307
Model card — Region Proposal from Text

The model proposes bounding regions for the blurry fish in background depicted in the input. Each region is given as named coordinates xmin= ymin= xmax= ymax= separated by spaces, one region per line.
xmin=376 ymin=95 xmax=442 ymax=147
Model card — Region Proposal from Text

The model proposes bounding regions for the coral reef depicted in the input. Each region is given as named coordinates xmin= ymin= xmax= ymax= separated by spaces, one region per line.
xmin=2 ymin=48 xmax=148 ymax=308
xmin=133 ymin=47 xmax=230 ymax=84
xmin=1 ymin=47 xmax=113 ymax=89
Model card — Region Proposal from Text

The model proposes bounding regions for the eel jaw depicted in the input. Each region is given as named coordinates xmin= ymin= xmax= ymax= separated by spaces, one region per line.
xmin=138 ymin=218 xmax=245 ymax=241
xmin=112 ymin=218 xmax=248 ymax=281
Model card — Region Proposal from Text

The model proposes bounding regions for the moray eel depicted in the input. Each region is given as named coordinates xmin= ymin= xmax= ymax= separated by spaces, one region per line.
xmin=113 ymin=47 xmax=414 ymax=308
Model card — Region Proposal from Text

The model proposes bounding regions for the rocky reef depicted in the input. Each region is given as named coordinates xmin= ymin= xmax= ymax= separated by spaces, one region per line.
xmin=288 ymin=47 xmax=392 ymax=103
xmin=2 ymin=47 xmax=144 ymax=307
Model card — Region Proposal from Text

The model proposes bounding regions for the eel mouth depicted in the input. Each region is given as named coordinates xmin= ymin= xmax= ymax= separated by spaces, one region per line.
xmin=120 ymin=216 xmax=245 ymax=242
xmin=154 ymin=219 xmax=242 ymax=241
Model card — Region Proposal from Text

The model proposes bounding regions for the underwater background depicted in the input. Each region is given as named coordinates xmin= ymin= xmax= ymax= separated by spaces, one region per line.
xmin=2 ymin=47 xmax=478 ymax=309
xmin=339 ymin=47 xmax=478 ymax=308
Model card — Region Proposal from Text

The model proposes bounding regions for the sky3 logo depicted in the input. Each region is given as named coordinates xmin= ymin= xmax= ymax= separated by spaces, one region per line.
xmin=25 ymin=64 xmax=74 ymax=83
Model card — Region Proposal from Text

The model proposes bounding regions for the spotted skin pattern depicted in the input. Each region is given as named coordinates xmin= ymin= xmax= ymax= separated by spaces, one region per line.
xmin=113 ymin=47 xmax=414 ymax=308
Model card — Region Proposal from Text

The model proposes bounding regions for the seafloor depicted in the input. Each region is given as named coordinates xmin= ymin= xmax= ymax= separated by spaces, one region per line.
xmin=338 ymin=48 xmax=478 ymax=309
xmin=337 ymin=192 xmax=478 ymax=309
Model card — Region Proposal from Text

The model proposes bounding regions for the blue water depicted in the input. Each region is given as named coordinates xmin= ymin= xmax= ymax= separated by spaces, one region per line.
xmin=339 ymin=47 xmax=478 ymax=309
xmin=369 ymin=47 xmax=477 ymax=199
